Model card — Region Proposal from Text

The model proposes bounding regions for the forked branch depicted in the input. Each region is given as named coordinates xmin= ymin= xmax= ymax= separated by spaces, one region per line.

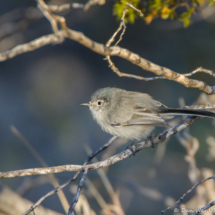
xmin=0 ymin=116 xmax=200 ymax=180
xmin=0 ymin=28 xmax=214 ymax=94
xmin=161 ymin=175 xmax=215 ymax=214
xmin=22 ymin=136 xmax=117 ymax=215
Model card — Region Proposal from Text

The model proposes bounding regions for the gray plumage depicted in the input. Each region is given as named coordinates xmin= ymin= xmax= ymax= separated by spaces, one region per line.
xmin=82 ymin=87 xmax=215 ymax=141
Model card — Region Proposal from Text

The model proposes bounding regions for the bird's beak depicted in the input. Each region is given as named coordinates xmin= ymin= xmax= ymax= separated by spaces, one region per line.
xmin=81 ymin=103 xmax=90 ymax=106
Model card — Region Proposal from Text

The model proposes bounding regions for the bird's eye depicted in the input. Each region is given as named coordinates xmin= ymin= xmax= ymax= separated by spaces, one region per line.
xmin=97 ymin=101 xmax=102 ymax=105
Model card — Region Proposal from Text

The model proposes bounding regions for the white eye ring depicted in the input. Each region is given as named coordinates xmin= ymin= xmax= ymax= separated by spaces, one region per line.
xmin=97 ymin=101 xmax=102 ymax=105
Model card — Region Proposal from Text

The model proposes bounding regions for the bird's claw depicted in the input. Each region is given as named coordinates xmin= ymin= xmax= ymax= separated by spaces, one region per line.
xmin=148 ymin=136 xmax=155 ymax=148
xmin=125 ymin=141 xmax=136 ymax=156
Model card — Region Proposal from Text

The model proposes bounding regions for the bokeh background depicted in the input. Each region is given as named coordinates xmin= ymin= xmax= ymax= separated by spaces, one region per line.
xmin=0 ymin=0 xmax=215 ymax=214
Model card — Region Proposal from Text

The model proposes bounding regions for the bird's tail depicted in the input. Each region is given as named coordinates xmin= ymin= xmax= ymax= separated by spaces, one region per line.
xmin=160 ymin=108 xmax=215 ymax=118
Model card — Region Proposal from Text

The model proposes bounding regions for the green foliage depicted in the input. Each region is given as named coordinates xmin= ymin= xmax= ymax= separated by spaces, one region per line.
xmin=179 ymin=8 xmax=194 ymax=27
xmin=209 ymin=0 xmax=215 ymax=6
xmin=113 ymin=0 xmax=140 ymax=23
xmin=113 ymin=0 xmax=212 ymax=27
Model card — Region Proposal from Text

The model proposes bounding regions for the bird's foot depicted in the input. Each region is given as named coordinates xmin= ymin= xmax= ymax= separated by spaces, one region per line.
xmin=148 ymin=135 xmax=155 ymax=148
xmin=125 ymin=141 xmax=136 ymax=156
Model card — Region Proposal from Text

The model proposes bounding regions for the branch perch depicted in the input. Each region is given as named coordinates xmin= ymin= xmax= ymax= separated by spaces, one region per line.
xmin=22 ymin=136 xmax=117 ymax=215
xmin=1 ymin=116 xmax=201 ymax=215
xmin=0 ymin=116 xmax=200 ymax=180
xmin=0 ymin=28 xmax=214 ymax=94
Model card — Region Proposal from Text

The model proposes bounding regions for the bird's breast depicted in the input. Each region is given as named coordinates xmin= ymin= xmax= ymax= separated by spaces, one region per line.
xmin=101 ymin=123 xmax=155 ymax=141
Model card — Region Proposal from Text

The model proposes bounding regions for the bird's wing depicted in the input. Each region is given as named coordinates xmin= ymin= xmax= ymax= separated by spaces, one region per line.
xmin=111 ymin=106 xmax=169 ymax=127
xmin=108 ymin=91 xmax=171 ymax=127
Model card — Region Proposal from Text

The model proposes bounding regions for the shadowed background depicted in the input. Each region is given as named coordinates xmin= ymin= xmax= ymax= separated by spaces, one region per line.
xmin=0 ymin=0 xmax=215 ymax=214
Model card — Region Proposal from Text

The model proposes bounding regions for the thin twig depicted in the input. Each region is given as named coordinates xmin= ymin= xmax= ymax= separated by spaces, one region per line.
xmin=36 ymin=0 xmax=66 ymax=43
xmin=22 ymin=136 xmax=117 ymax=215
xmin=48 ymin=3 xmax=84 ymax=12
xmin=125 ymin=3 xmax=144 ymax=16
xmin=0 ymin=117 xmax=201 ymax=180
xmin=70 ymin=185 xmax=96 ymax=215
xmin=184 ymin=67 xmax=215 ymax=78
xmin=105 ymin=3 xmax=144 ymax=82
xmin=85 ymin=145 xmax=125 ymax=215
xmin=195 ymin=200 xmax=215 ymax=214
xmin=176 ymin=130 xmax=200 ymax=183
xmin=14 ymin=117 xmax=200 ymax=215
xmin=177 ymin=129 xmax=206 ymax=210
xmin=68 ymin=169 xmax=89 ymax=215
xmin=0 ymin=28 xmax=214 ymax=94
xmin=85 ymin=179 xmax=114 ymax=214
xmin=6 ymin=116 xmax=200 ymax=215
xmin=114 ymin=6 xmax=127 ymax=46
xmin=105 ymin=56 xmax=166 ymax=81
xmin=11 ymin=126 xmax=69 ymax=214
xmin=113 ymin=177 xmax=175 ymax=206
xmin=84 ymin=0 xmax=106 ymax=11
xmin=48 ymin=0 xmax=105 ymax=12
xmin=161 ymin=175 xmax=215 ymax=214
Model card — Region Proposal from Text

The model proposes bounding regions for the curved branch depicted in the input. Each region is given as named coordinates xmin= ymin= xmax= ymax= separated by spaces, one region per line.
xmin=195 ymin=200 xmax=215 ymax=214
xmin=47 ymin=0 xmax=105 ymax=12
xmin=0 ymin=28 xmax=214 ymax=94
xmin=22 ymin=136 xmax=117 ymax=215
xmin=68 ymin=169 xmax=89 ymax=215
xmin=0 ymin=116 xmax=200 ymax=179
xmin=162 ymin=174 xmax=215 ymax=214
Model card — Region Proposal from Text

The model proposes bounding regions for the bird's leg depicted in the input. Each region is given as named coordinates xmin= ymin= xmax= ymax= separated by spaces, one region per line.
xmin=148 ymin=129 xmax=155 ymax=148
xmin=125 ymin=140 xmax=136 ymax=156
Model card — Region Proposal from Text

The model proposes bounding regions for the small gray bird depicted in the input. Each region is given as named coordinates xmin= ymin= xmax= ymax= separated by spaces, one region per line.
xmin=82 ymin=87 xmax=215 ymax=142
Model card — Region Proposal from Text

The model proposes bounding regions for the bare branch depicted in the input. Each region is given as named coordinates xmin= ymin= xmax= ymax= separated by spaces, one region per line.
xmin=195 ymin=200 xmax=215 ymax=214
xmin=48 ymin=0 xmax=106 ymax=12
xmin=85 ymin=145 xmax=125 ymax=215
xmin=85 ymin=178 xmax=117 ymax=214
xmin=1 ymin=2 xmax=215 ymax=215
xmin=84 ymin=0 xmax=106 ymax=11
xmin=0 ymin=117 xmax=201 ymax=215
xmin=105 ymin=8 xmax=126 ymax=47
xmin=184 ymin=67 xmax=215 ymax=78
xmin=68 ymin=169 xmax=89 ymax=215
xmin=22 ymin=136 xmax=117 ymax=215
xmin=105 ymin=56 xmax=166 ymax=81
xmin=36 ymin=0 xmax=66 ymax=43
xmin=105 ymin=3 xmax=145 ymax=84
xmin=0 ymin=116 xmax=200 ymax=180
xmin=0 ymin=33 xmax=60 ymax=60
xmin=70 ymin=185 xmax=97 ymax=215
xmin=11 ymin=126 xmax=69 ymax=214
xmin=125 ymin=3 xmax=144 ymax=16
xmin=48 ymin=3 xmax=85 ymax=12
xmin=0 ymin=28 xmax=214 ymax=94
xmin=109 ymin=3 xmax=143 ymax=47
xmin=161 ymin=175 xmax=215 ymax=214
xmin=1 ymin=117 xmax=202 ymax=215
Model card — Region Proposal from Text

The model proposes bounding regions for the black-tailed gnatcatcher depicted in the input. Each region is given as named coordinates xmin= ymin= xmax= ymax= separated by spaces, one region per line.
xmin=82 ymin=87 xmax=215 ymax=142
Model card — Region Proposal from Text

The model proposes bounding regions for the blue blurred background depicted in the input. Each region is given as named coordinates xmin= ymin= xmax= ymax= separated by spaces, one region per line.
xmin=0 ymin=0 xmax=215 ymax=214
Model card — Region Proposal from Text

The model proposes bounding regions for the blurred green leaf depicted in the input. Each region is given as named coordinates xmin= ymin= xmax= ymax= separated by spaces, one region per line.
xmin=113 ymin=0 xmax=141 ymax=23
xmin=209 ymin=0 xmax=215 ymax=6
xmin=113 ymin=0 xmax=211 ymax=27
xmin=179 ymin=8 xmax=194 ymax=27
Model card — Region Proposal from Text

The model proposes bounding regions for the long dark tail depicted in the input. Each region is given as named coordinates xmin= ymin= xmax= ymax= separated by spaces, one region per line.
xmin=161 ymin=108 xmax=215 ymax=118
